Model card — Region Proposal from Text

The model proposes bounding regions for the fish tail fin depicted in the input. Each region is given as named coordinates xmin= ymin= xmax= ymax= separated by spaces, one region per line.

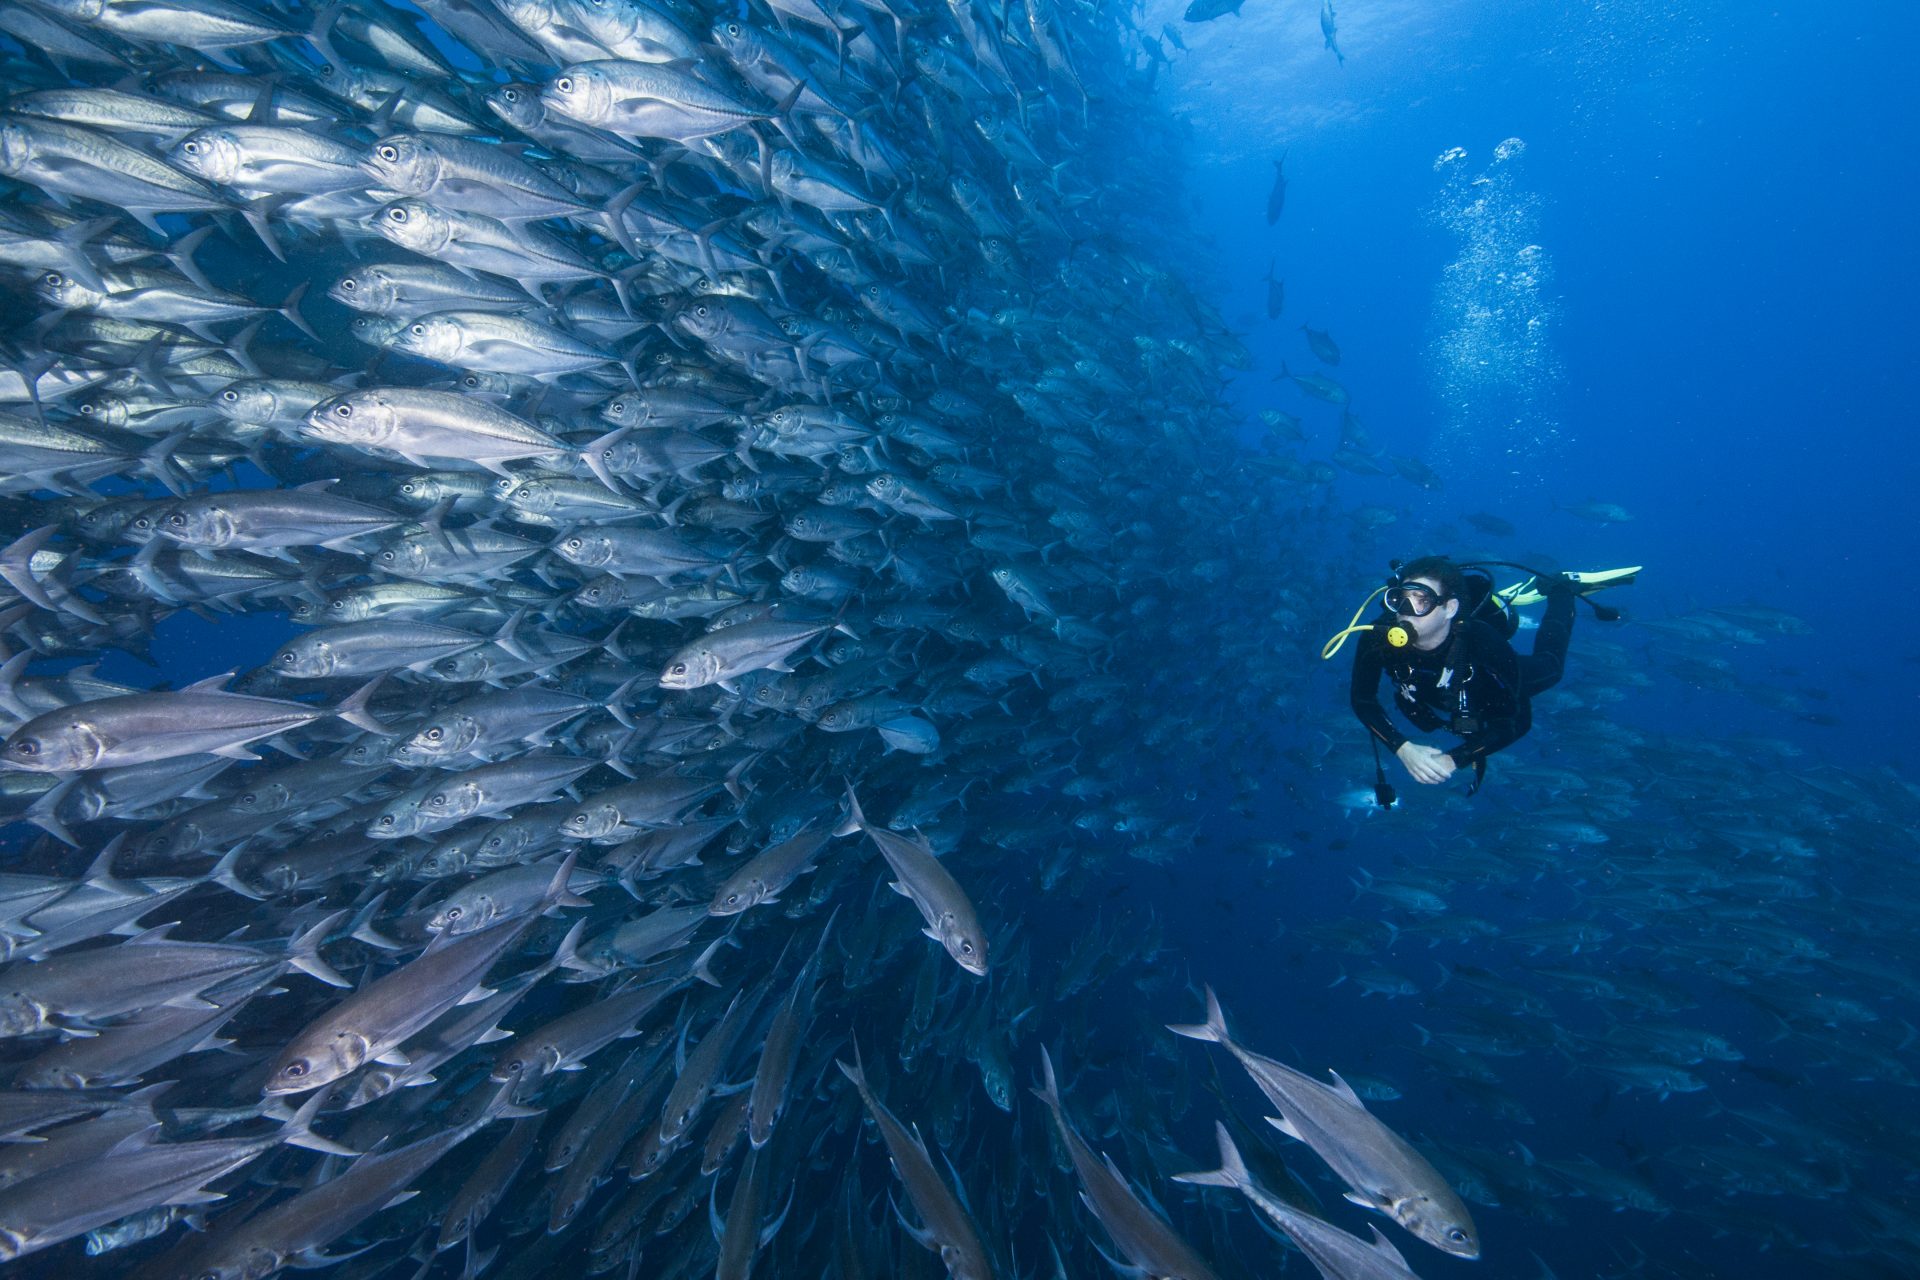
xmin=835 ymin=1037 xmax=867 ymax=1093
xmin=277 ymin=280 xmax=319 ymax=342
xmin=0 ymin=650 xmax=32 ymax=722
xmin=834 ymin=783 xmax=865 ymax=837
xmin=1166 ymin=984 xmax=1230 ymax=1044
xmin=1030 ymin=1044 xmax=1063 ymax=1110
xmin=209 ymin=841 xmax=265 ymax=901
xmin=279 ymin=1087 xmax=357 ymax=1156
xmin=348 ymin=891 xmax=404 ymax=952
xmin=1173 ymin=1121 xmax=1249 ymax=1190
xmin=287 ymin=909 xmax=350 ymax=987
xmin=334 ymin=675 xmax=387 ymax=734
xmin=0 ymin=525 xmax=59 ymax=612
xmin=540 ymin=849 xmax=581 ymax=912
xmin=80 ymin=832 xmax=133 ymax=895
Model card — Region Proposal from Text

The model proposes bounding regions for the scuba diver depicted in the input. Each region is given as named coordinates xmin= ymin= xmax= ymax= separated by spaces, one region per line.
xmin=1325 ymin=557 xmax=1638 ymax=801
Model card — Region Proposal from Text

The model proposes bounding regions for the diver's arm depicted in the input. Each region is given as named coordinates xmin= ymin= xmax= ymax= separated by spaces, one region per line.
xmin=1348 ymin=640 xmax=1406 ymax=750
xmin=1446 ymin=628 xmax=1530 ymax=765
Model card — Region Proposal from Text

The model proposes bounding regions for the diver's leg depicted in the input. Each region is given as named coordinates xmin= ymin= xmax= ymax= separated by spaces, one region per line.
xmin=1519 ymin=588 xmax=1575 ymax=696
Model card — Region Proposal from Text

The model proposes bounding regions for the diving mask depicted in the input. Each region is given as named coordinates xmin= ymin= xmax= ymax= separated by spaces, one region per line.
xmin=1385 ymin=582 xmax=1447 ymax=617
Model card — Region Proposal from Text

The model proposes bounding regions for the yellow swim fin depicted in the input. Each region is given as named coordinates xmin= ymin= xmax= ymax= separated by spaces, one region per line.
xmin=1500 ymin=566 xmax=1642 ymax=608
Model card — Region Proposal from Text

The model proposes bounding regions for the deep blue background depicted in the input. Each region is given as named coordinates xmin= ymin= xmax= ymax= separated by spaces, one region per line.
xmin=1161 ymin=0 xmax=1915 ymax=767
xmin=1132 ymin=4 xmax=1917 ymax=1276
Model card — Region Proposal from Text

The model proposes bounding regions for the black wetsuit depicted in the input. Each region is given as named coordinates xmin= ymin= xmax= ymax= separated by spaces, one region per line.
xmin=1349 ymin=589 xmax=1574 ymax=769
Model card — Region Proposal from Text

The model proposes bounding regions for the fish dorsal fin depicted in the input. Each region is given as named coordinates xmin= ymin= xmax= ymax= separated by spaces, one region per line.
xmin=1326 ymin=1068 xmax=1367 ymax=1109
xmin=125 ymin=922 xmax=179 ymax=945
xmin=105 ymin=1122 xmax=165 ymax=1156
xmin=183 ymin=670 xmax=236 ymax=693
xmin=1366 ymin=1224 xmax=1411 ymax=1270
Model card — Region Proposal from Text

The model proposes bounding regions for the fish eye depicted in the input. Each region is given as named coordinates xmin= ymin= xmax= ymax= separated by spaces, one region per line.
xmin=726 ymin=22 xmax=740 ymax=35
xmin=334 ymin=404 xmax=352 ymax=416
xmin=1448 ymin=1229 xmax=1469 ymax=1243
xmin=379 ymin=814 xmax=395 ymax=826
xmin=387 ymin=207 xmax=408 ymax=222
xmin=555 ymin=77 xmax=573 ymax=92
xmin=378 ymin=144 xmax=397 ymax=161
xmin=410 ymin=324 xmax=425 ymax=335
xmin=340 ymin=277 xmax=356 ymax=290
xmin=41 ymin=272 xmax=61 ymax=287
xmin=961 ymin=941 xmax=974 ymax=954
xmin=221 ymin=389 xmax=238 ymax=401
xmin=501 ymin=88 xmax=519 ymax=101
xmin=426 ymin=728 xmax=442 ymax=740
xmin=14 ymin=742 xmax=34 ymax=756
xmin=282 ymin=1061 xmax=307 ymax=1077
xmin=669 ymin=663 xmax=686 ymax=675
xmin=445 ymin=906 xmax=461 ymax=919
xmin=182 ymin=140 xmax=199 ymax=154
xmin=167 ymin=513 xmax=186 ymax=526
xmin=78 ymin=402 xmax=95 ymax=414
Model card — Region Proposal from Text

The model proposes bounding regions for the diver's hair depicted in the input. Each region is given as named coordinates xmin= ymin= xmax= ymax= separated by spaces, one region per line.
xmin=1395 ymin=556 xmax=1467 ymax=600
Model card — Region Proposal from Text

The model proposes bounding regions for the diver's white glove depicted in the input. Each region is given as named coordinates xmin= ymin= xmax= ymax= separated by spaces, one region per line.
xmin=1396 ymin=742 xmax=1457 ymax=785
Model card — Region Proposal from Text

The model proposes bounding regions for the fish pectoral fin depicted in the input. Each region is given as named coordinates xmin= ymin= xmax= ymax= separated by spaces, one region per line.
xmin=456 ymin=985 xmax=497 ymax=1005
xmin=374 ymin=1048 xmax=412 ymax=1067
xmin=1343 ymin=1190 xmax=1386 ymax=1211
xmin=1266 ymin=1113 xmax=1304 ymax=1142
xmin=211 ymin=745 xmax=262 ymax=760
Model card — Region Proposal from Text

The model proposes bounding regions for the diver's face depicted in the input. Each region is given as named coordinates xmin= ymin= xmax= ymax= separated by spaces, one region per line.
xmin=1402 ymin=576 xmax=1458 ymax=647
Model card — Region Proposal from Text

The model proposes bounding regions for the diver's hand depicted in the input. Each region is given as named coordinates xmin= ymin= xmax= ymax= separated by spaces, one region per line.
xmin=1396 ymin=742 xmax=1456 ymax=785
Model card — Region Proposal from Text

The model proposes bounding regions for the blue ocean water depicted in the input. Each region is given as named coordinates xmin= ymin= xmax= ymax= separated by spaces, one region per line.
xmin=1171 ymin=0 xmax=1914 ymax=746
xmin=1138 ymin=2 xmax=1918 ymax=1275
